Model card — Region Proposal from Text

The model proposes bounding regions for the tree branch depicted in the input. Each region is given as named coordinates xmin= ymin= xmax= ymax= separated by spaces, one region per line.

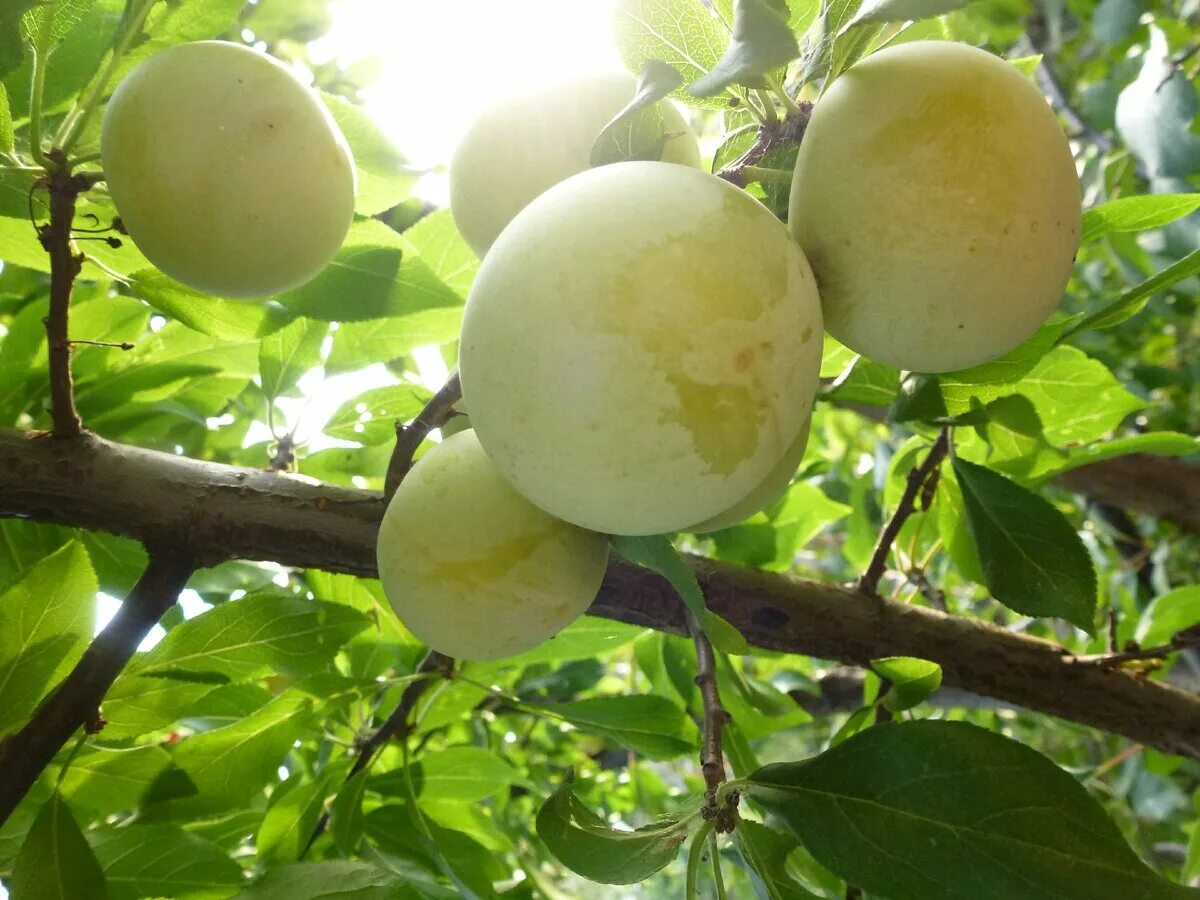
xmin=383 ymin=371 xmax=461 ymax=501
xmin=1058 ymin=454 xmax=1200 ymax=535
xmin=715 ymin=104 xmax=811 ymax=188
xmin=0 ymin=549 xmax=195 ymax=825
xmin=858 ymin=429 xmax=950 ymax=596
xmin=37 ymin=158 xmax=93 ymax=438
xmin=301 ymin=650 xmax=453 ymax=857
xmin=2 ymin=428 xmax=1200 ymax=757
xmin=688 ymin=613 xmax=733 ymax=830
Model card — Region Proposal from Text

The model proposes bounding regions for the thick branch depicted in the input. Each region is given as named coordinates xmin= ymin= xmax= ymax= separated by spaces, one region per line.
xmin=383 ymin=371 xmax=461 ymax=500
xmin=2 ymin=428 xmax=1200 ymax=757
xmin=1058 ymin=454 xmax=1200 ymax=535
xmin=0 ymin=550 xmax=194 ymax=824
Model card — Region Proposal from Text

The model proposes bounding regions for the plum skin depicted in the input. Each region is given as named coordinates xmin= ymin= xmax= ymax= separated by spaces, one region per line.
xmin=789 ymin=41 xmax=1081 ymax=374
xmin=460 ymin=161 xmax=824 ymax=537
xmin=375 ymin=429 xmax=610 ymax=661
xmin=101 ymin=40 xmax=356 ymax=298
xmin=449 ymin=72 xmax=701 ymax=258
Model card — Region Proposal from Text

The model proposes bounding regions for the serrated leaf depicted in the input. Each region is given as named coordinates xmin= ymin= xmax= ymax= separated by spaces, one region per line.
xmin=747 ymin=721 xmax=1197 ymax=900
xmin=735 ymin=820 xmax=823 ymax=899
xmin=710 ymin=482 xmax=851 ymax=572
xmin=0 ymin=85 xmax=12 ymax=155
xmin=870 ymin=657 xmax=942 ymax=711
xmin=321 ymin=92 xmax=417 ymax=217
xmin=323 ymin=384 xmax=432 ymax=445
xmin=848 ymin=0 xmax=968 ymax=27
xmin=490 ymin=616 xmax=646 ymax=665
xmin=541 ymin=694 xmax=699 ymax=759
xmin=128 ymin=269 xmax=295 ymax=340
xmin=1082 ymin=194 xmax=1200 ymax=244
xmin=1115 ymin=26 xmax=1200 ymax=179
xmin=1135 ymin=586 xmax=1200 ymax=649
xmin=689 ymin=0 xmax=800 ymax=96
xmin=591 ymin=59 xmax=685 ymax=166
xmin=89 ymin=824 xmax=243 ymax=900
xmin=397 ymin=208 xmax=478 ymax=300
xmin=371 ymin=747 xmax=520 ymax=803
xmin=1009 ymin=54 xmax=1042 ymax=77
xmin=259 ymin=317 xmax=328 ymax=401
xmin=953 ymin=457 xmax=1096 ymax=630
xmin=23 ymin=0 xmax=97 ymax=47
xmin=10 ymin=793 xmax=108 ymax=900
xmin=155 ymin=692 xmax=310 ymax=814
xmin=257 ymin=775 xmax=335 ymax=865
xmin=614 ymin=0 xmax=731 ymax=109
xmin=823 ymin=356 xmax=901 ymax=406
xmin=1032 ymin=431 xmax=1197 ymax=483
xmin=237 ymin=861 xmax=412 ymax=900
xmin=536 ymin=781 xmax=689 ymax=884
xmin=1066 ymin=248 xmax=1200 ymax=336
xmin=59 ymin=744 xmax=172 ymax=814
xmin=0 ymin=542 xmax=97 ymax=735
xmin=610 ymin=534 xmax=748 ymax=653
xmin=0 ymin=2 xmax=39 ymax=79
xmin=330 ymin=769 xmax=369 ymax=856
xmin=124 ymin=595 xmax=370 ymax=682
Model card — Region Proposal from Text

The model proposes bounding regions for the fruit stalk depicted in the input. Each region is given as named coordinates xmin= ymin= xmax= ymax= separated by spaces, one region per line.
xmin=383 ymin=370 xmax=462 ymax=500
xmin=690 ymin=611 xmax=734 ymax=829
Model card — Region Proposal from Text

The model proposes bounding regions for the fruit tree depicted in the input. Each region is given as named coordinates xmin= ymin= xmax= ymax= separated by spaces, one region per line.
xmin=0 ymin=0 xmax=1197 ymax=898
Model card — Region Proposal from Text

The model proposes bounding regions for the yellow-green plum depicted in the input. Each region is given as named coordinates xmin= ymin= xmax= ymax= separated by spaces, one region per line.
xmin=375 ymin=429 xmax=609 ymax=660
xmin=449 ymin=72 xmax=701 ymax=258
xmin=789 ymin=41 xmax=1080 ymax=373
xmin=460 ymin=162 xmax=824 ymax=537
xmin=688 ymin=415 xmax=812 ymax=534
xmin=101 ymin=41 xmax=356 ymax=298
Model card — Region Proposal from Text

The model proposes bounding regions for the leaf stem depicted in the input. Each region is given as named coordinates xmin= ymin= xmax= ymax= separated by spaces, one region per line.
xmin=710 ymin=828 xmax=728 ymax=900
xmin=768 ymin=74 xmax=802 ymax=118
xmin=686 ymin=820 xmax=716 ymax=899
xmin=0 ymin=163 xmax=46 ymax=175
xmin=28 ymin=28 xmax=55 ymax=170
xmin=740 ymin=164 xmax=793 ymax=184
xmin=57 ymin=0 xmax=159 ymax=155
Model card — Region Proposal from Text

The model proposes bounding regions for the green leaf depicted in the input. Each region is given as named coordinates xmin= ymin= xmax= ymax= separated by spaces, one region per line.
xmin=397 ymin=208 xmax=478 ymax=300
xmin=330 ymin=769 xmax=369 ymax=855
xmin=953 ymin=457 xmax=1096 ymax=630
xmin=59 ymin=744 xmax=172 ymax=814
xmin=0 ymin=2 xmax=39 ymax=79
xmin=710 ymin=482 xmax=851 ymax=572
xmin=541 ymin=694 xmax=699 ymax=759
xmin=128 ymin=270 xmax=295 ymax=340
xmin=798 ymin=0 xmax=867 ymax=84
xmin=609 ymin=534 xmax=749 ymax=654
xmin=734 ymin=820 xmax=823 ymax=899
xmin=536 ymin=780 xmax=689 ymax=884
xmin=0 ymin=84 xmax=12 ymax=155
xmin=96 ymin=677 xmax=217 ymax=740
xmin=0 ymin=542 xmax=97 ymax=735
xmin=689 ymin=0 xmax=799 ymax=96
xmin=870 ymin=657 xmax=942 ymax=711
xmin=89 ymin=824 xmax=244 ymax=900
xmin=125 ymin=595 xmax=371 ymax=681
xmin=1008 ymin=54 xmax=1042 ymax=77
xmin=278 ymin=220 xmax=463 ymax=325
xmin=259 ymin=317 xmax=328 ymax=402
xmin=372 ymin=747 xmax=520 ymax=803
xmin=823 ymin=356 xmax=901 ymax=407
xmin=1082 ymin=194 xmax=1200 ymax=244
xmin=591 ymin=59 xmax=685 ymax=166
xmin=23 ymin=0 xmax=98 ymax=46
xmin=848 ymin=0 xmax=968 ymax=27
xmin=614 ymin=0 xmax=731 ymax=109
xmin=323 ymin=384 xmax=432 ymax=445
xmin=1115 ymin=26 xmax=1200 ymax=179
xmin=1030 ymin=431 xmax=1197 ymax=483
xmin=747 ymin=721 xmax=1197 ymax=900
xmin=155 ymin=692 xmax=310 ymax=815
xmin=1066 ymin=248 xmax=1200 ymax=336
xmin=257 ymin=775 xmax=335 ymax=865
xmin=1135 ymin=586 xmax=1200 ymax=649
xmin=237 ymin=861 xmax=412 ymax=899
xmin=490 ymin=616 xmax=646 ymax=665
xmin=10 ymin=793 xmax=108 ymax=900
xmin=321 ymin=92 xmax=417 ymax=217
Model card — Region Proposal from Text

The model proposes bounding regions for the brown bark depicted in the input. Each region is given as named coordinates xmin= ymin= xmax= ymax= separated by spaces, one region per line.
xmin=2 ymin=427 xmax=1199 ymax=757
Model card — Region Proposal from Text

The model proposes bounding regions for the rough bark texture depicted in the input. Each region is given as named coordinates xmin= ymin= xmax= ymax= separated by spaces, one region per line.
xmin=2 ymin=427 xmax=1199 ymax=757
xmin=1058 ymin=453 xmax=1200 ymax=535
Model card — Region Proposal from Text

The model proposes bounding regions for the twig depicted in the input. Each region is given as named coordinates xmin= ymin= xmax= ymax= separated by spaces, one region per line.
xmin=1072 ymin=626 xmax=1200 ymax=669
xmin=300 ymin=650 xmax=453 ymax=858
xmin=715 ymin=103 xmax=812 ymax=188
xmin=0 ymin=549 xmax=195 ymax=826
xmin=383 ymin=371 xmax=462 ymax=501
xmin=689 ymin=612 xmax=735 ymax=833
xmin=906 ymin=568 xmax=947 ymax=612
xmin=38 ymin=157 xmax=99 ymax=438
xmin=858 ymin=429 xmax=951 ymax=597
xmin=69 ymin=339 xmax=135 ymax=350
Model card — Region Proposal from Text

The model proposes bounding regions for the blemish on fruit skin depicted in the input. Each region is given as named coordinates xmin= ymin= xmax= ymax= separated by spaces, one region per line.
xmin=734 ymin=346 xmax=756 ymax=372
xmin=802 ymin=326 xmax=813 ymax=342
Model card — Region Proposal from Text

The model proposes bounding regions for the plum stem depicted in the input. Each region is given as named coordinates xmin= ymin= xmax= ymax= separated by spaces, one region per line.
xmin=383 ymin=370 xmax=463 ymax=501
xmin=689 ymin=611 xmax=736 ymax=831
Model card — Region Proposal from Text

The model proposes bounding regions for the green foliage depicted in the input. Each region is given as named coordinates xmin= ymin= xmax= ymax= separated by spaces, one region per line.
xmin=0 ymin=0 xmax=1198 ymax=896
